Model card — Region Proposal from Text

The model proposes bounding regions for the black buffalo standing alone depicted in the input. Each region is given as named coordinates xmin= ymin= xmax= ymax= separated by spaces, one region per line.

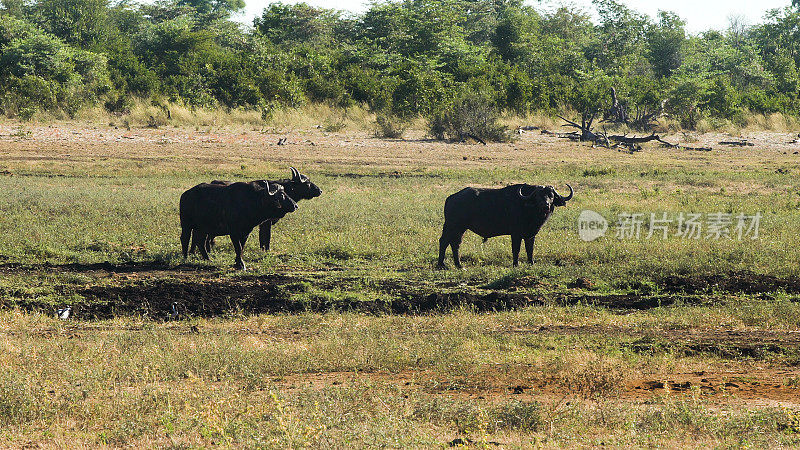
xmin=437 ymin=184 xmax=573 ymax=268
xmin=180 ymin=181 xmax=297 ymax=270
xmin=192 ymin=167 xmax=322 ymax=254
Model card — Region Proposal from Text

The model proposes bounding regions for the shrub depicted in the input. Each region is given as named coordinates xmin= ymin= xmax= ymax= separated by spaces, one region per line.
xmin=374 ymin=113 xmax=409 ymax=139
xmin=426 ymin=92 xmax=512 ymax=142
xmin=1 ymin=75 xmax=57 ymax=119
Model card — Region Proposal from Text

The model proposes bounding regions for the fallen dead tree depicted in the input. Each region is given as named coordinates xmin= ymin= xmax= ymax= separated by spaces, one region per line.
xmin=466 ymin=133 xmax=487 ymax=145
xmin=554 ymin=114 xmax=664 ymax=150
xmin=656 ymin=139 xmax=712 ymax=151
xmin=608 ymin=132 xmax=661 ymax=144
xmin=541 ymin=129 xmax=582 ymax=139
xmin=558 ymin=111 xmax=604 ymax=142
xmin=719 ymin=139 xmax=754 ymax=147
xmin=550 ymin=115 xmax=715 ymax=153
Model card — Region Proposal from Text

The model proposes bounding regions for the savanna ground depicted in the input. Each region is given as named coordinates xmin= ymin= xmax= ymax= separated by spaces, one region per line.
xmin=1 ymin=119 xmax=800 ymax=448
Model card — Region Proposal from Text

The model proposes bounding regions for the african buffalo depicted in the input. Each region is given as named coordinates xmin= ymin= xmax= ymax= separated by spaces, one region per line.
xmin=192 ymin=167 xmax=322 ymax=254
xmin=437 ymin=183 xmax=573 ymax=268
xmin=180 ymin=181 xmax=297 ymax=270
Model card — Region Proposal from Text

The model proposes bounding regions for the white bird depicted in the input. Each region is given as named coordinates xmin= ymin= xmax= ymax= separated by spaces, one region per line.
xmin=169 ymin=302 xmax=179 ymax=319
xmin=57 ymin=306 xmax=71 ymax=320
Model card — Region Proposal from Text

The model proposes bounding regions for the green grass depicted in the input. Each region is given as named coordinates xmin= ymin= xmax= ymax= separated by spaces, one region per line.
xmin=1 ymin=127 xmax=800 ymax=446
xmin=0 ymin=165 xmax=798 ymax=283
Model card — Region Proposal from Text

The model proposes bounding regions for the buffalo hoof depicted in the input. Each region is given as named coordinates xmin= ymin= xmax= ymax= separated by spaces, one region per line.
xmin=436 ymin=263 xmax=447 ymax=270
xmin=234 ymin=262 xmax=247 ymax=271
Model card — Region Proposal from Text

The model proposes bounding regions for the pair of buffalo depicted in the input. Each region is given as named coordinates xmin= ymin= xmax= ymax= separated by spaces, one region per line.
xmin=179 ymin=168 xmax=573 ymax=270
xmin=179 ymin=168 xmax=322 ymax=270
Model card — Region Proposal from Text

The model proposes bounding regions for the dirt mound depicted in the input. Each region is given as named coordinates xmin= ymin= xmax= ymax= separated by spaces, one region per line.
xmin=627 ymin=329 xmax=800 ymax=360
xmin=61 ymin=278 xmax=539 ymax=320
xmin=76 ymin=277 xmax=294 ymax=319
xmin=565 ymin=293 xmax=677 ymax=309
xmin=661 ymin=271 xmax=800 ymax=295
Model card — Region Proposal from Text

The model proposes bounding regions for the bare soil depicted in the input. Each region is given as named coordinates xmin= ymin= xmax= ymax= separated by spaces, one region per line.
xmin=1 ymin=123 xmax=798 ymax=175
xmin=268 ymin=366 xmax=800 ymax=407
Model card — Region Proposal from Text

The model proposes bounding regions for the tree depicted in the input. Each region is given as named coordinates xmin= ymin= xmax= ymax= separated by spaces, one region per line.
xmin=667 ymin=76 xmax=709 ymax=129
xmin=647 ymin=11 xmax=685 ymax=78
xmin=590 ymin=0 xmax=649 ymax=72
xmin=492 ymin=6 xmax=539 ymax=62
xmin=177 ymin=0 xmax=244 ymax=18
xmin=254 ymin=3 xmax=339 ymax=48
xmin=34 ymin=0 xmax=110 ymax=48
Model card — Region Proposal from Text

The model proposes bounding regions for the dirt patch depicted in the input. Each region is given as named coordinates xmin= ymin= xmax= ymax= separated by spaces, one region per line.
xmin=499 ymin=325 xmax=800 ymax=360
xmin=48 ymin=277 xmax=538 ymax=319
xmin=76 ymin=276 xmax=295 ymax=319
xmin=660 ymin=271 xmax=800 ymax=295
xmin=3 ymin=262 xmax=799 ymax=319
xmin=0 ymin=261 xmax=216 ymax=279
xmin=270 ymin=367 xmax=800 ymax=407
xmin=628 ymin=370 xmax=800 ymax=405
xmin=0 ymin=277 xmax=779 ymax=320
xmin=562 ymin=293 xmax=679 ymax=309
xmin=626 ymin=330 xmax=800 ymax=360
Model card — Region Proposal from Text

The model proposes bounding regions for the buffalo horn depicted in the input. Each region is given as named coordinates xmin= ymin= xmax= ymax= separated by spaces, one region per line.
xmin=290 ymin=167 xmax=300 ymax=180
xmin=558 ymin=184 xmax=574 ymax=201
xmin=518 ymin=185 xmax=535 ymax=199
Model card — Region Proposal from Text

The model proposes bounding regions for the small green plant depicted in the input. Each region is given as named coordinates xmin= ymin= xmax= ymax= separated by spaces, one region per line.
xmin=10 ymin=127 xmax=32 ymax=139
xmin=582 ymin=167 xmax=616 ymax=177
xmin=778 ymin=408 xmax=800 ymax=434
xmin=494 ymin=401 xmax=543 ymax=431
xmin=323 ymin=118 xmax=346 ymax=133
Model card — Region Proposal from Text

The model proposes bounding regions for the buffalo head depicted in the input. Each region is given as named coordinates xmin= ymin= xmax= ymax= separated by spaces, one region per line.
xmin=518 ymin=184 xmax=573 ymax=211
xmin=290 ymin=167 xmax=323 ymax=199
xmin=261 ymin=182 xmax=298 ymax=213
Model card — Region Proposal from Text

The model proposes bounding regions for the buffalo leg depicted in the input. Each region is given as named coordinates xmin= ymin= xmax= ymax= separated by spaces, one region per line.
xmin=524 ymin=236 xmax=535 ymax=264
xmin=181 ymin=227 xmax=191 ymax=258
xmin=511 ymin=235 xmax=522 ymax=266
xmin=259 ymin=221 xmax=272 ymax=251
xmin=449 ymin=232 xmax=464 ymax=269
xmin=205 ymin=236 xmax=215 ymax=254
xmin=189 ymin=230 xmax=197 ymax=254
xmin=231 ymin=233 xmax=247 ymax=270
xmin=437 ymin=234 xmax=450 ymax=269
xmin=195 ymin=232 xmax=211 ymax=260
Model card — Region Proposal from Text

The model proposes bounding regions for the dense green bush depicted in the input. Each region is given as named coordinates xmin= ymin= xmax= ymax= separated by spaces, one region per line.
xmin=0 ymin=0 xmax=798 ymax=124
xmin=0 ymin=15 xmax=110 ymax=117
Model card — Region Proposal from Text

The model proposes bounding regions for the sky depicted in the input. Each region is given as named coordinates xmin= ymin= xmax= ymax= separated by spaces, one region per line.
xmin=235 ymin=0 xmax=792 ymax=34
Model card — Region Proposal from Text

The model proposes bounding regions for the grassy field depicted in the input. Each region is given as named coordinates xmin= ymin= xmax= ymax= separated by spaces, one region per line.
xmin=1 ymin=122 xmax=799 ymax=447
